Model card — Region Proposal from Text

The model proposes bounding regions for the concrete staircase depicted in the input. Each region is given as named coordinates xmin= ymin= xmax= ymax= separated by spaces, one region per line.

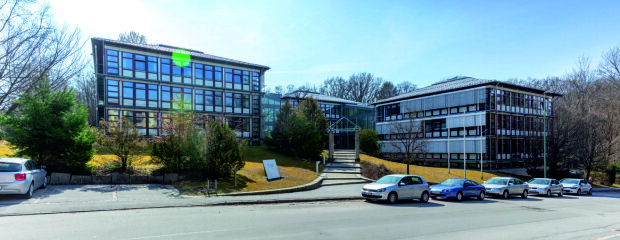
xmin=321 ymin=150 xmax=372 ymax=186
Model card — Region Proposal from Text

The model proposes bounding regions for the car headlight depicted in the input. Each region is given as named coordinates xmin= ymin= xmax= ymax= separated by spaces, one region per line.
xmin=377 ymin=188 xmax=386 ymax=192
xmin=571 ymin=186 xmax=578 ymax=189
xmin=443 ymin=189 xmax=452 ymax=193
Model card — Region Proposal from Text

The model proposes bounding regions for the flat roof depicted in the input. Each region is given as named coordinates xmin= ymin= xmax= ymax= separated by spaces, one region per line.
xmin=92 ymin=38 xmax=270 ymax=71
xmin=281 ymin=91 xmax=372 ymax=107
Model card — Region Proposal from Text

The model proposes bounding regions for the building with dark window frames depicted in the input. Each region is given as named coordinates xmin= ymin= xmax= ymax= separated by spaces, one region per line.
xmin=280 ymin=91 xmax=375 ymax=149
xmin=372 ymin=77 xmax=561 ymax=169
xmin=91 ymin=38 xmax=270 ymax=145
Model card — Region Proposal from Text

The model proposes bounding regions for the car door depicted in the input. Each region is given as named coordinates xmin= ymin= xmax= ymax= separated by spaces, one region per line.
xmin=551 ymin=180 xmax=561 ymax=194
xmin=397 ymin=177 xmax=415 ymax=199
xmin=410 ymin=176 xmax=425 ymax=199
xmin=26 ymin=160 xmax=40 ymax=187
xmin=465 ymin=180 xmax=481 ymax=197
xmin=514 ymin=178 xmax=527 ymax=193
xmin=507 ymin=178 xmax=517 ymax=194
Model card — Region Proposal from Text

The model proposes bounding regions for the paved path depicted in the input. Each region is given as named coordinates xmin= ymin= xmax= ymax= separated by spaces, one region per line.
xmin=0 ymin=182 xmax=367 ymax=216
xmin=321 ymin=150 xmax=371 ymax=186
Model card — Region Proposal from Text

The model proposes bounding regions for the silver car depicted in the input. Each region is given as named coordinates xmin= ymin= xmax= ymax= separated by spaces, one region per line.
xmin=483 ymin=177 xmax=529 ymax=199
xmin=560 ymin=178 xmax=592 ymax=195
xmin=362 ymin=174 xmax=430 ymax=204
xmin=0 ymin=158 xmax=48 ymax=198
xmin=527 ymin=178 xmax=563 ymax=197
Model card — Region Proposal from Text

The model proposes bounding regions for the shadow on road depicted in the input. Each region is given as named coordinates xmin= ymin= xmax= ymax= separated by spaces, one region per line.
xmin=365 ymin=200 xmax=445 ymax=208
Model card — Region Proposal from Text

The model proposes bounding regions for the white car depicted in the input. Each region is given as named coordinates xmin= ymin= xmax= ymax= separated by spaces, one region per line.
xmin=362 ymin=174 xmax=430 ymax=204
xmin=560 ymin=178 xmax=592 ymax=195
xmin=0 ymin=158 xmax=48 ymax=198
xmin=527 ymin=178 xmax=563 ymax=197
xmin=483 ymin=177 xmax=529 ymax=199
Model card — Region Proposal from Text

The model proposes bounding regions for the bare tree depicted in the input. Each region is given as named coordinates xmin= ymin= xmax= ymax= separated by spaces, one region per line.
xmin=0 ymin=0 xmax=86 ymax=113
xmin=388 ymin=108 xmax=427 ymax=174
xmin=319 ymin=76 xmax=348 ymax=99
xmin=599 ymin=46 xmax=620 ymax=87
xmin=118 ymin=31 xmax=147 ymax=44
xmin=274 ymin=85 xmax=283 ymax=95
xmin=286 ymin=84 xmax=295 ymax=94
xmin=397 ymin=81 xmax=417 ymax=94
xmin=376 ymin=81 xmax=399 ymax=100
xmin=73 ymin=69 xmax=97 ymax=126
xmin=347 ymin=72 xmax=382 ymax=104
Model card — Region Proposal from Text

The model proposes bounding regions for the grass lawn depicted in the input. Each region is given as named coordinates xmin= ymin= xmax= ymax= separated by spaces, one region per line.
xmin=176 ymin=146 xmax=322 ymax=195
xmin=360 ymin=154 xmax=511 ymax=184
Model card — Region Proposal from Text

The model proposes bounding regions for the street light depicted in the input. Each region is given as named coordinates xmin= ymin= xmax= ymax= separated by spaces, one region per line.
xmin=543 ymin=91 xmax=548 ymax=178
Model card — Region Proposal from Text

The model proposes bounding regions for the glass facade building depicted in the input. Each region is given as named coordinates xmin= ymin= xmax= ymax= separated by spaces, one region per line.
xmin=279 ymin=91 xmax=375 ymax=149
xmin=372 ymin=77 xmax=560 ymax=168
xmin=91 ymin=38 xmax=270 ymax=146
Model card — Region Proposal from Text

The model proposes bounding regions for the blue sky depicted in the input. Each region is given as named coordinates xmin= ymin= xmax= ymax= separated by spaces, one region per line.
xmin=50 ymin=0 xmax=620 ymax=90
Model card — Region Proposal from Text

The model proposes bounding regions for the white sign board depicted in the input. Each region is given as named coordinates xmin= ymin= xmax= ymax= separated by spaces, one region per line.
xmin=263 ymin=159 xmax=281 ymax=180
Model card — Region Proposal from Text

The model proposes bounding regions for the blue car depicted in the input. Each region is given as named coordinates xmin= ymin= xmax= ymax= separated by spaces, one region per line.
xmin=430 ymin=178 xmax=486 ymax=201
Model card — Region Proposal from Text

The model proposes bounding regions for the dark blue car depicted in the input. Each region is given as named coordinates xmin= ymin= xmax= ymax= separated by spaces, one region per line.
xmin=429 ymin=178 xmax=486 ymax=201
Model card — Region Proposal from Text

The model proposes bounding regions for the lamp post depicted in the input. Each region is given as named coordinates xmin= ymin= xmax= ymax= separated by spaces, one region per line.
xmin=543 ymin=91 xmax=548 ymax=178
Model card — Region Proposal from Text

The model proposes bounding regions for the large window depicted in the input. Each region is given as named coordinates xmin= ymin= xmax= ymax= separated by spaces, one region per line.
xmin=134 ymin=54 xmax=146 ymax=72
xmin=195 ymin=64 xmax=204 ymax=86
xmin=162 ymin=86 xmax=171 ymax=109
xmin=204 ymin=65 xmax=214 ymax=87
xmin=252 ymin=72 xmax=260 ymax=91
xmin=122 ymin=52 xmax=133 ymax=71
xmin=233 ymin=69 xmax=242 ymax=90
xmin=147 ymin=56 xmax=157 ymax=74
xmin=148 ymin=84 xmax=158 ymax=108
xmin=121 ymin=82 xmax=157 ymax=108
xmin=161 ymin=58 xmax=171 ymax=82
xmin=252 ymin=95 xmax=260 ymax=115
xmin=214 ymin=67 xmax=223 ymax=88
xmin=214 ymin=91 xmax=223 ymax=111
xmin=122 ymin=82 xmax=134 ymax=106
xmin=195 ymin=90 xmax=204 ymax=111
xmin=242 ymin=71 xmax=250 ymax=91
xmin=205 ymin=90 xmax=214 ymax=111
xmin=183 ymin=65 xmax=192 ymax=84
xmin=226 ymin=92 xmax=234 ymax=112
xmin=107 ymin=80 xmax=119 ymax=105
xmin=106 ymin=50 xmax=119 ymax=75
xmin=225 ymin=68 xmax=233 ymax=89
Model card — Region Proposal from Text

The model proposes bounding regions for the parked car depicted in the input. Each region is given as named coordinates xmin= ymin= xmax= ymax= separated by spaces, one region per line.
xmin=483 ymin=177 xmax=529 ymax=199
xmin=527 ymin=178 xmax=563 ymax=197
xmin=0 ymin=158 xmax=47 ymax=199
xmin=430 ymin=178 xmax=486 ymax=201
xmin=361 ymin=174 xmax=430 ymax=204
xmin=560 ymin=178 xmax=592 ymax=195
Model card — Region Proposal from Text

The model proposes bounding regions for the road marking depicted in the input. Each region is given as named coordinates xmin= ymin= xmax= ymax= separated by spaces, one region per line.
xmin=123 ymin=228 xmax=245 ymax=239
xmin=596 ymin=233 xmax=620 ymax=240
xmin=112 ymin=186 xmax=118 ymax=201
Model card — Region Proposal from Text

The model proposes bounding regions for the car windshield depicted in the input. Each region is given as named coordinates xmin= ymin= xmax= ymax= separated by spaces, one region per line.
xmin=560 ymin=179 xmax=580 ymax=184
xmin=375 ymin=175 xmax=401 ymax=185
xmin=486 ymin=178 xmax=508 ymax=185
xmin=0 ymin=162 xmax=21 ymax=172
xmin=440 ymin=179 xmax=465 ymax=186
xmin=529 ymin=179 xmax=550 ymax=185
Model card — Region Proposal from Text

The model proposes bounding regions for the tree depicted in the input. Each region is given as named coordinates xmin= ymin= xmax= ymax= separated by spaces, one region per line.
xmin=359 ymin=129 xmax=382 ymax=157
xmin=389 ymin=111 xmax=427 ymax=174
xmin=0 ymin=79 xmax=95 ymax=173
xmin=96 ymin=116 xmax=148 ymax=173
xmin=319 ymin=77 xmax=348 ymax=99
xmin=265 ymin=101 xmax=296 ymax=155
xmin=73 ymin=70 xmax=97 ymax=126
xmin=376 ymin=81 xmax=399 ymax=100
xmin=204 ymin=120 xmax=246 ymax=179
xmin=118 ymin=31 xmax=148 ymax=44
xmin=1 ymin=0 xmax=86 ymax=114
xmin=347 ymin=72 xmax=382 ymax=104
xmin=297 ymin=97 xmax=328 ymax=158
xmin=397 ymin=81 xmax=417 ymax=94
xmin=274 ymin=85 xmax=283 ymax=95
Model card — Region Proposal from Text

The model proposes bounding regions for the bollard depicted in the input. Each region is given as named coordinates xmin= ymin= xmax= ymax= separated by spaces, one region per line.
xmin=316 ymin=161 xmax=320 ymax=176
xmin=233 ymin=167 xmax=238 ymax=187
xmin=215 ymin=180 xmax=217 ymax=192
xmin=323 ymin=153 xmax=326 ymax=165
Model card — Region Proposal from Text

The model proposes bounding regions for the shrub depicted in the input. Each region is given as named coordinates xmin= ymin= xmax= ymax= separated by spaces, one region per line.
xmin=361 ymin=161 xmax=394 ymax=180
xmin=359 ymin=129 xmax=382 ymax=157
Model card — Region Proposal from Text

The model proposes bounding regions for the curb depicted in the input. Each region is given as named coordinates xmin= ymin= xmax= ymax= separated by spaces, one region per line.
xmin=217 ymin=173 xmax=326 ymax=196
xmin=592 ymin=187 xmax=620 ymax=192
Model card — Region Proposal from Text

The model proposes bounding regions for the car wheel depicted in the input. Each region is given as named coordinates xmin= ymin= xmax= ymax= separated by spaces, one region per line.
xmin=546 ymin=190 xmax=551 ymax=197
xmin=420 ymin=192 xmax=430 ymax=203
xmin=478 ymin=191 xmax=485 ymax=200
xmin=502 ymin=190 xmax=509 ymax=199
xmin=587 ymin=188 xmax=592 ymax=195
xmin=456 ymin=191 xmax=463 ymax=201
xmin=558 ymin=190 xmax=563 ymax=197
xmin=388 ymin=192 xmax=398 ymax=204
xmin=41 ymin=176 xmax=48 ymax=189
xmin=522 ymin=190 xmax=528 ymax=198
xmin=577 ymin=189 xmax=581 ymax=195
xmin=22 ymin=183 xmax=34 ymax=199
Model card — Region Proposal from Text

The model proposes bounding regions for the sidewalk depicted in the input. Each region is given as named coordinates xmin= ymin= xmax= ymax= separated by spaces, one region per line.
xmin=0 ymin=183 xmax=367 ymax=216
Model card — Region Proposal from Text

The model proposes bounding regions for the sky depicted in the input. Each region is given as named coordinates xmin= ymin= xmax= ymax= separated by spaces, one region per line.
xmin=49 ymin=0 xmax=620 ymax=90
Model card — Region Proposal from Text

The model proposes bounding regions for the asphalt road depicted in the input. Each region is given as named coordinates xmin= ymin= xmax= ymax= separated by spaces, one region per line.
xmin=2 ymin=192 xmax=620 ymax=240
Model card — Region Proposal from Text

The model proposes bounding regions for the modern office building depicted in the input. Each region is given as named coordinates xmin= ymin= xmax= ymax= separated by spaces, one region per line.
xmin=280 ymin=91 xmax=375 ymax=149
xmin=261 ymin=93 xmax=282 ymax=138
xmin=372 ymin=76 xmax=560 ymax=168
xmin=91 ymin=38 xmax=270 ymax=145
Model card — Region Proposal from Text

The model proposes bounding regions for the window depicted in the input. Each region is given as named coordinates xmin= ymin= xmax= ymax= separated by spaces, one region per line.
xmin=252 ymin=72 xmax=260 ymax=91
xmin=148 ymin=84 xmax=158 ymax=108
xmin=162 ymin=86 xmax=171 ymax=109
xmin=243 ymin=71 xmax=250 ymax=90
xmin=148 ymin=56 xmax=158 ymax=74
xmin=214 ymin=66 xmax=223 ymax=84
xmin=468 ymin=105 xmax=477 ymax=112
xmin=107 ymin=109 xmax=119 ymax=122
xmin=107 ymin=80 xmax=119 ymax=105
xmin=214 ymin=91 xmax=223 ymax=110
xmin=123 ymin=82 xmax=134 ymax=106
xmin=135 ymin=83 xmax=146 ymax=107
xmin=183 ymin=65 xmax=192 ymax=84
xmin=234 ymin=93 xmax=242 ymax=109
xmin=135 ymin=54 xmax=146 ymax=71
xmin=195 ymin=64 xmax=204 ymax=79
xmin=161 ymin=58 xmax=171 ymax=76
xmin=252 ymin=95 xmax=260 ymax=115
xmin=233 ymin=69 xmax=242 ymax=89
xmin=226 ymin=92 xmax=233 ymax=108
xmin=106 ymin=50 xmax=119 ymax=74
xmin=148 ymin=112 xmax=159 ymax=136
xmin=195 ymin=90 xmax=204 ymax=111
xmin=205 ymin=90 xmax=214 ymax=110
xmin=122 ymin=52 xmax=133 ymax=70
xmin=205 ymin=65 xmax=213 ymax=80
xmin=243 ymin=95 xmax=250 ymax=111
xmin=183 ymin=88 xmax=192 ymax=109
xmin=450 ymin=107 xmax=458 ymax=114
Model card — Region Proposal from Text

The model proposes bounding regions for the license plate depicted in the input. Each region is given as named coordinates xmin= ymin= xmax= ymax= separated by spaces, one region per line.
xmin=431 ymin=191 xmax=440 ymax=194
